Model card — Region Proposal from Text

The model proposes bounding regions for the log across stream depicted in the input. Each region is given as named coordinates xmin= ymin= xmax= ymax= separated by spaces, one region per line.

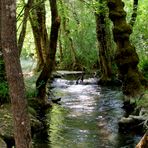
xmin=33 ymin=72 xmax=143 ymax=147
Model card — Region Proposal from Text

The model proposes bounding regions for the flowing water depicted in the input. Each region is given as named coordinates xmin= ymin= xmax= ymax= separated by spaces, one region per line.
xmin=33 ymin=75 xmax=141 ymax=148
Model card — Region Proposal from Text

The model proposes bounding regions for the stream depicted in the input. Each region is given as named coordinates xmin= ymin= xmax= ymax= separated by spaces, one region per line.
xmin=33 ymin=74 xmax=141 ymax=148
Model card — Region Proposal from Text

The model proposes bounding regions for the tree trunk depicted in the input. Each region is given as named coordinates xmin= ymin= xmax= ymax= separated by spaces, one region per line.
xmin=1 ymin=0 xmax=32 ymax=147
xmin=0 ymin=3 xmax=6 ymax=82
xmin=29 ymin=0 xmax=49 ymax=72
xmin=18 ymin=0 xmax=33 ymax=55
xmin=59 ymin=0 xmax=77 ymax=69
xmin=107 ymin=0 xmax=142 ymax=96
xmin=95 ymin=0 xmax=113 ymax=84
xmin=130 ymin=0 xmax=138 ymax=27
xmin=59 ymin=29 xmax=63 ymax=62
xmin=29 ymin=13 xmax=45 ymax=71
xmin=36 ymin=0 xmax=60 ymax=100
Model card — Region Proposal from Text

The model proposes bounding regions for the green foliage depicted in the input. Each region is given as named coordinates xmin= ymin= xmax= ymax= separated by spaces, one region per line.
xmin=140 ymin=57 xmax=148 ymax=79
xmin=25 ymin=76 xmax=37 ymax=98
xmin=0 ymin=82 xmax=9 ymax=104
xmin=137 ymin=92 xmax=148 ymax=108
xmin=57 ymin=0 xmax=98 ymax=71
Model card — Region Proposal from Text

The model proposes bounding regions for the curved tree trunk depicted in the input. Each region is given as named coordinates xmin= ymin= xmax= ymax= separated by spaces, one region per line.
xmin=107 ymin=0 xmax=143 ymax=96
xmin=1 ymin=0 xmax=32 ymax=147
xmin=36 ymin=0 xmax=60 ymax=100
xmin=95 ymin=0 xmax=113 ymax=84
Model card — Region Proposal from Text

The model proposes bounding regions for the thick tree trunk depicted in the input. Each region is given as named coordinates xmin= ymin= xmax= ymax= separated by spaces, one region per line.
xmin=107 ymin=0 xmax=142 ymax=96
xmin=95 ymin=0 xmax=112 ymax=83
xmin=36 ymin=0 xmax=60 ymax=100
xmin=18 ymin=0 xmax=33 ymax=55
xmin=1 ymin=0 xmax=32 ymax=147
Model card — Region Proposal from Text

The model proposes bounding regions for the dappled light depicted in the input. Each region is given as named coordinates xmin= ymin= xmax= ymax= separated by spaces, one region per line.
xmin=0 ymin=0 xmax=147 ymax=147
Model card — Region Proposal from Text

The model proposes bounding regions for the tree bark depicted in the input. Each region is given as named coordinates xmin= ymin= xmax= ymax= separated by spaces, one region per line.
xmin=95 ymin=0 xmax=113 ymax=83
xmin=29 ymin=0 xmax=49 ymax=72
xmin=36 ymin=0 xmax=60 ymax=100
xmin=29 ymin=13 xmax=45 ymax=71
xmin=1 ymin=0 xmax=32 ymax=147
xmin=107 ymin=0 xmax=142 ymax=96
xmin=0 ymin=2 xmax=5 ymax=81
xmin=130 ymin=0 xmax=138 ymax=27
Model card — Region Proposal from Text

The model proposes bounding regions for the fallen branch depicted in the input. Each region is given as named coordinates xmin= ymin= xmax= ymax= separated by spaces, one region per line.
xmin=136 ymin=131 xmax=148 ymax=148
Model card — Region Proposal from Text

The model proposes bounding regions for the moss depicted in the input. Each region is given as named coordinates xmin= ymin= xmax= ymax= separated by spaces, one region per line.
xmin=115 ymin=46 xmax=139 ymax=67
xmin=108 ymin=0 xmax=143 ymax=97
xmin=123 ymin=69 xmax=142 ymax=96
xmin=137 ymin=93 xmax=148 ymax=108
xmin=113 ymin=24 xmax=132 ymax=35
xmin=0 ymin=104 xmax=42 ymax=143
xmin=107 ymin=0 xmax=116 ymax=8
xmin=109 ymin=10 xmax=126 ymax=20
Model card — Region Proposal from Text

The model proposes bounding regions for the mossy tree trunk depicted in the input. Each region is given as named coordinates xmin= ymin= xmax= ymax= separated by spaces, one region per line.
xmin=36 ymin=0 xmax=60 ymax=101
xmin=95 ymin=0 xmax=113 ymax=84
xmin=29 ymin=0 xmax=49 ymax=72
xmin=107 ymin=0 xmax=142 ymax=96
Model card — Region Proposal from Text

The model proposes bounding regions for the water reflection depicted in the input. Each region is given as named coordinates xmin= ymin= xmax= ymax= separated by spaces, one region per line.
xmin=33 ymin=77 xmax=141 ymax=147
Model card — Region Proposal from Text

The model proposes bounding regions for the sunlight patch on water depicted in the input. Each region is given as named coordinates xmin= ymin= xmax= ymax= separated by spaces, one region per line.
xmin=65 ymin=84 xmax=100 ymax=95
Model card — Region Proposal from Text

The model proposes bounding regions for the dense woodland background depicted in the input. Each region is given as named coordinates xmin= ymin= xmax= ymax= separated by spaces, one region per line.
xmin=0 ymin=0 xmax=148 ymax=147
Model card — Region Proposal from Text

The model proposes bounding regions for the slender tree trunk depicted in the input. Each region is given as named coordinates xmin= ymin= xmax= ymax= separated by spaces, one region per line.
xmin=1 ymin=0 xmax=32 ymax=147
xmin=29 ymin=14 xmax=45 ymax=71
xmin=59 ymin=29 xmax=63 ymax=62
xmin=29 ymin=0 xmax=49 ymax=72
xmin=95 ymin=0 xmax=112 ymax=83
xmin=18 ymin=0 xmax=33 ymax=55
xmin=59 ymin=0 xmax=77 ymax=69
xmin=36 ymin=0 xmax=60 ymax=100
xmin=107 ymin=0 xmax=143 ymax=96
xmin=130 ymin=0 xmax=138 ymax=27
